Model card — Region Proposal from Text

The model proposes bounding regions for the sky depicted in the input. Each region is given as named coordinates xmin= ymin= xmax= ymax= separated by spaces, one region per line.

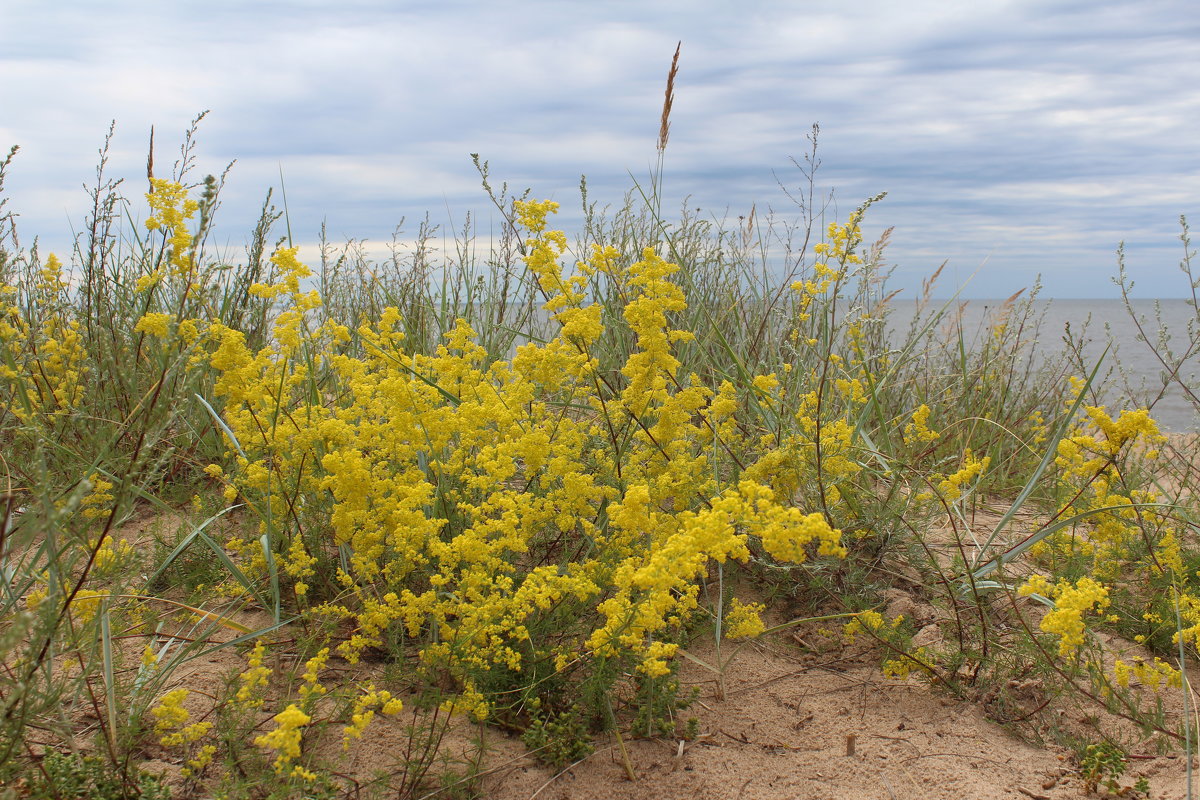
xmin=1 ymin=0 xmax=1197 ymax=298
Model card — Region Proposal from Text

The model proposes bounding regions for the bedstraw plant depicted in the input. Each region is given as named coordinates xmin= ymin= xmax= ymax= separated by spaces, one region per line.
xmin=0 ymin=114 xmax=1196 ymax=798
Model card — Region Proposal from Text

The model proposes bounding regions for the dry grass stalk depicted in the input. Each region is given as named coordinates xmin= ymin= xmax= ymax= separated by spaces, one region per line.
xmin=146 ymin=125 xmax=155 ymax=192
xmin=657 ymin=41 xmax=680 ymax=155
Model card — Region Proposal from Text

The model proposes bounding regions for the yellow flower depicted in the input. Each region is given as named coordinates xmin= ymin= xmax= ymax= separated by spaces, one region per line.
xmin=342 ymin=685 xmax=404 ymax=749
xmin=80 ymin=473 xmax=115 ymax=520
xmin=25 ymin=585 xmax=48 ymax=612
xmin=255 ymin=704 xmax=310 ymax=774
xmin=882 ymin=647 xmax=929 ymax=680
xmin=1017 ymin=573 xmax=1053 ymax=599
xmin=937 ymin=450 xmax=989 ymax=502
xmin=1037 ymin=578 xmax=1109 ymax=657
xmin=70 ymin=589 xmax=103 ymax=623
xmin=236 ymin=641 xmax=271 ymax=708
xmin=723 ymin=598 xmax=766 ymax=640
xmin=843 ymin=610 xmax=885 ymax=643
xmin=299 ymin=648 xmax=329 ymax=701
xmin=151 ymin=689 xmax=211 ymax=748
xmin=181 ymin=744 xmax=216 ymax=778
xmin=152 ymin=688 xmax=190 ymax=733
xmin=145 ymin=178 xmax=199 ymax=274
xmin=903 ymin=404 xmax=939 ymax=445
xmin=639 ymin=641 xmax=679 ymax=677
xmin=134 ymin=312 xmax=173 ymax=338
xmin=178 ymin=318 xmax=201 ymax=343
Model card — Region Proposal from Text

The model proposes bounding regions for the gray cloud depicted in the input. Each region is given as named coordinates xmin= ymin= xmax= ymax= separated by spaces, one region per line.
xmin=1 ymin=0 xmax=1196 ymax=297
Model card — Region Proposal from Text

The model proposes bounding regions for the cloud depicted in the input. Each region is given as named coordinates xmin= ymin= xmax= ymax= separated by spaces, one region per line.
xmin=0 ymin=0 xmax=1195 ymax=297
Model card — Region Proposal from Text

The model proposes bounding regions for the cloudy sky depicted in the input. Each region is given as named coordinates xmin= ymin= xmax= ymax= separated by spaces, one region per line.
xmin=2 ymin=0 xmax=1196 ymax=297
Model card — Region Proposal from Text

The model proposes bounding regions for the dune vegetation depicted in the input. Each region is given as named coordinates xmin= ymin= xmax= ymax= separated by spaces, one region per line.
xmin=1 ymin=109 xmax=1199 ymax=798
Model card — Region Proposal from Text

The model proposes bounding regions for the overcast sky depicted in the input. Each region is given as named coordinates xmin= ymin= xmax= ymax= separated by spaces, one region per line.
xmin=2 ymin=0 xmax=1197 ymax=298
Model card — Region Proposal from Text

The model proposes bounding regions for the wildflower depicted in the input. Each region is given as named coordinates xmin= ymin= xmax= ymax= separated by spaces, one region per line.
xmin=290 ymin=765 xmax=318 ymax=782
xmin=760 ymin=508 xmax=846 ymax=562
xmin=843 ymin=610 xmax=885 ymax=643
xmin=255 ymin=704 xmax=310 ymax=774
xmin=80 ymin=473 xmax=115 ymax=520
xmin=94 ymin=539 xmax=133 ymax=571
xmin=882 ymin=647 xmax=930 ymax=680
xmin=152 ymin=688 xmax=212 ymax=748
xmin=937 ymin=450 xmax=989 ymax=502
xmin=752 ymin=373 xmax=779 ymax=396
xmin=1037 ymin=578 xmax=1110 ymax=657
xmin=134 ymin=312 xmax=173 ymax=338
xmin=178 ymin=318 xmax=201 ymax=343
xmin=207 ymin=200 xmax=876 ymax=740
xmin=141 ymin=645 xmax=159 ymax=671
xmin=299 ymin=648 xmax=329 ymax=701
xmin=639 ymin=640 xmax=679 ymax=677
xmin=439 ymin=683 xmax=488 ymax=722
xmin=152 ymin=688 xmax=190 ymax=733
xmin=236 ymin=641 xmax=270 ymax=708
xmin=135 ymin=272 xmax=163 ymax=293
xmin=342 ymin=685 xmax=403 ymax=749
xmin=1017 ymin=573 xmax=1054 ymax=599
xmin=723 ymin=598 xmax=767 ymax=640
xmin=70 ymin=589 xmax=103 ymax=623
xmin=903 ymin=404 xmax=939 ymax=445
xmin=145 ymin=178 xmax=199 ymax=273
xmin=37 ymin=253 xmax=68 ymax=293
xmin=25 ymin=585 xmax=48 ymax=612
xmin=181 ymin=744 xmax=216 ymax=778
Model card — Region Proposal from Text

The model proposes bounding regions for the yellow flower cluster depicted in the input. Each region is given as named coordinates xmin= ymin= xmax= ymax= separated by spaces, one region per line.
xmin=181 ymin=745 xmax=217 ymax=779
xmin=134 ymin=312 xmax=173 ymax=339
xmin=917 ymin=449 xmax=990 ymax=505
xmin=1020 ymin=575 xmax=1110 ymax=657
xmin=744 ymin=376 xmax=865 ymax=505
xmin=842 ymin=610 xmax=902 ymax=643
xmin=299 ymin=647 xmax=329 ymax=701
xmin=1028 ymin=409 xmax=1049 ymax=446
xmin=788 ymin=215 xmax=863 ymax=324
xmin=589 ymin=481 xmax=841 ymax=676
xmin=69 ymin=589 xmax=103 ymax=623
xmin=1112 ymin=657 xmax=1182 ymax=691
xmin=0 ymin=182 xmax=811 ymax=767
xmin=1175 ymin=594 xmax=1200 ymax=650
xmin=882 ymin=646 xmax=930 ymax=680
xmin=142 ymin=177 xmax=200 ymax=286
xmin=723 ymin=598 xmax=766 ymax=640
xmin=201 ymin=197 xmax=847 ymax=718
xmin=903 ymin=404 xmax=939 ymax=446
xmin=80 ymin=473 xmax=115 ymax=520
xmin=341 ymin=685 xmax=404 ymax=749
xmin=1034 ymin=387 xmax=1170 ymax=576
xmin=151 ymin=689 xmax=212 ymax=748
xmin=254 ymin=704 xmax=311 ymax=776
xmin=94 ymin=537 xmax=134 ymax=572
xmin=236 ymin=641 xmax=271 ymax=708
xmin=0 ymin=254 xmax=89 ymax=420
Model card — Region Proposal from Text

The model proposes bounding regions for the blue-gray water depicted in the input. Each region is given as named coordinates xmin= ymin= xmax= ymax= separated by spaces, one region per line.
xmin=887 ymin=299 xmax=1199 ymax=433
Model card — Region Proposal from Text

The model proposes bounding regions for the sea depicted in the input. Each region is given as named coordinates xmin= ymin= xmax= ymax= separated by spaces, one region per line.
xmin=885 ymin=298 xmax=1200 ymax=433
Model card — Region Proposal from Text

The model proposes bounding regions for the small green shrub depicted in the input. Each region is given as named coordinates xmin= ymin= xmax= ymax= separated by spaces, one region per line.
xmin=24 ymin=752 xmax=171 ymax=800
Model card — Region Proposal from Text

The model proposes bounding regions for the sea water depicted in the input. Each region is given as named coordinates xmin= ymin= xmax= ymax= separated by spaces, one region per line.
xmin=886 ymin=298 xmax=1200 ymax=433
